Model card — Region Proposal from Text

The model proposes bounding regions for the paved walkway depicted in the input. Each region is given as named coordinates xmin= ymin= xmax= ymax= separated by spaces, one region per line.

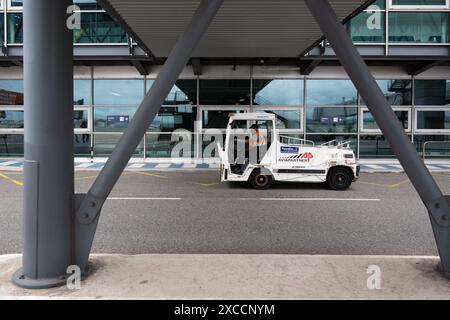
xmin=1 ymin=254 xmax=450 ymax=299
xmin=1 ymin=158 xmax=450 ymax=172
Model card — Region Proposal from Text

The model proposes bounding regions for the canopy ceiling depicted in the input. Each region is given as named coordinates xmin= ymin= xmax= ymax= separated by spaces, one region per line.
xmin=100 ymin=0 xmax=373 ymax=58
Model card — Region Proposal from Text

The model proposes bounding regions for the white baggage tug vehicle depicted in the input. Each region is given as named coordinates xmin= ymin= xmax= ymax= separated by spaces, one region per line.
xmin=217 ymin=113 xmax=360 ymax=190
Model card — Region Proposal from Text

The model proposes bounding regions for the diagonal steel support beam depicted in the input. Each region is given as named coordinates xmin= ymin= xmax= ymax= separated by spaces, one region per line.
xmin=305 ymin=0 xmax=450 ymax=278
xmin=72 ymin=0 xmax=225 ymax=271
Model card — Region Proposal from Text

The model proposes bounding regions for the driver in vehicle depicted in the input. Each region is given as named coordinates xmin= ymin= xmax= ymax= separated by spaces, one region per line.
xmin=235 ymin=124 xmax=267 ymax=175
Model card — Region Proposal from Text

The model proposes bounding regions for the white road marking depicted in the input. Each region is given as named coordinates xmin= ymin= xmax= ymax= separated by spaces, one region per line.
xmin=155 ymin=163 xmax=172 ymax=169
xmin=365 ymin=164 xmax=389 ymax=170
xmin=182 ymin=163 xmax=199 ymax=169
xmin=0 ymin=161 xmax=21 ymax=166
xmin=127 ymin=163 xmax=146 ymax=169
xmin=238 ymin=198 xmax=380 ymax=202
xmin=108 ymin=197 xmax=182 ymax=201
xmin=107 ymin=197 xmax=379 ymax=202
xmin=76 ymin=163 xmax=96 ymax=168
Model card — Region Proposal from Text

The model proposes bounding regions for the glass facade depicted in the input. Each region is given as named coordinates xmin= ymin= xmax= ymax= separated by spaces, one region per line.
xmin=253 ymin=80 xmax=303 ymax=106
xmin=0 ymin=0 xmax=447 ymax=47
xmin=349 ymin=0 xmax=450 ymax=45
xmin=389 ymin=12 xmax=449 ymax=43
xmin=2 ymin=74 xmax=449 ymax=159
xmin=1 ymin=0 xmax=129 ymax=45
xmin=414 ymin=80 xmax=450 ymax=105
xmin=0 ymin=1 xmax=449 ymax=159
xmin=199 ymin=80 xmax=251 ymax=105
xmin=74 ymin=12 xmax=128 ymax=44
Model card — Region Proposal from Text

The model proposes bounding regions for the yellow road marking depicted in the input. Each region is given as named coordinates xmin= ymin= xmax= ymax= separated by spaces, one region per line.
xmin=195 ymin=182 xmax=220 ymax=187
xmin=75 ymin=175 xmax=99 ymax=181
xmin=358 ymin=179 xmax=410 ymax=188
xmin=75 ymin=172 xmax=136 ymax=181
xmin=0 ymin=172 xmax=23 ymax=186
xmin=132 ymin=171 xmax=168 ymax=179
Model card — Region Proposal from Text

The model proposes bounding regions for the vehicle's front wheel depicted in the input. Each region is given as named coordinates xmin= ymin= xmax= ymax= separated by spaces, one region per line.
xmin=249 ymin=169 xmax=273 ymax=190
xmin=326 ymin=167 xmax=352 ymax=191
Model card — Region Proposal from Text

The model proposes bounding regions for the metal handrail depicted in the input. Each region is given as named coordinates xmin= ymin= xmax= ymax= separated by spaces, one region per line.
xmin=279 ymin=135 xmax=315 ymax=147
xmin=320 ymin=139 xmax=352 ymax=149
xmin=422 ymin=141 xmax=450 ymax=160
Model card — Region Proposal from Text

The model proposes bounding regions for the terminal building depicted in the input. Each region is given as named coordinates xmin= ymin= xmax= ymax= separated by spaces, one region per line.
xmin=0 ymin=0 xmax=449 ymax=161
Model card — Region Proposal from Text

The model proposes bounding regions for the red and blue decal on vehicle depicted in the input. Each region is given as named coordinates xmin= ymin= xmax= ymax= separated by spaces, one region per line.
xmin=280 ymin=146 xmax=299 ymax=154
xmin=279 ymin=152 xmax=314 ymax=162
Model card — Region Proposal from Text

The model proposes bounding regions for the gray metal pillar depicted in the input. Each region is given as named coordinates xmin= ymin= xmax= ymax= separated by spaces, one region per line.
xmin=13 ymin=0 xmax=74 ymax=288
xmin=305 ymin=0 xmax=450 ymax=277
xmin=73 ymin=0 xmax=225 ymax=271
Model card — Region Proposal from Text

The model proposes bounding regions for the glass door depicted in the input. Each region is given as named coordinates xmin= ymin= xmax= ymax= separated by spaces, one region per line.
xmin=199 ymin=106 xmax=248 ymax=160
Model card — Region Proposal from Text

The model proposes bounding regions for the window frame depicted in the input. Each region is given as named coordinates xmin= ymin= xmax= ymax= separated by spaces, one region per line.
xmin=0 ymin=105 xmax=24 ymax=133
xmin=252 ymin=105 xmax=304 ymax=133
xmin=252 ymin=78 xmax=305 ymax=107
xmin=0 ymin=106 xmax=93 ymax=134
xmin=305 ymin=105 xmax=359 ymax=134
xmin=74 ymin=106 xmax=92 ymax=133
xmin=388 ymin=0 xmax=450 ymax=11
xmin=415 ymin=107 xmax=450 ymax=133
xmin=360 ymin=107 xmax=411 ymax=133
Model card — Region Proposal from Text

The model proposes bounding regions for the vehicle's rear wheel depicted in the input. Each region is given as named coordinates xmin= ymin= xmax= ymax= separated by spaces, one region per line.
xmin=250 ymin=169 xmax=273 ymax=190
xmin=326 ymin=167 xmax=352 ymax=191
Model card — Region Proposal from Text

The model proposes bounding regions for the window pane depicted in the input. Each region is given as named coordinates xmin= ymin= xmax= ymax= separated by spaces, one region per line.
xmin=253 ymin=80 xmax=303 ymax=105
xmin=363 ymin=110 xmax=409 ymax=130
xmin=350 ymin=11 xmax=386 ymax=43
xmin=361 ymin=80 xmax=412 ymax=105
xmin=417 ymin=111 xmax=450 ymax=130
xmin=255 ymin=110 xmax=301 ymax=129
xmin=200 ymin=80 xmax=250 ymax=105
xmin=306 ymin=80 xmax=357 ymax=106
xmin=147 ymin=80 xmax=197 ymax=106
xmin=74 ymin=134 xmax=91 ymax=157
xmin=7 ymin=13 xmax=23 ymax=44
xmin=149 ymin=106 xmax=197 ymax=132
xmin=202 ymin=110 xmax=245 ymax=129
xmin=0 ymin=80 xmax=24 ymax=105
xmin=0 ymin=134 xmax=23 ymax=157
xmin=389 ymin=12 xmax=449 ymax=43
xmin=0 ymin=110 xmax=23 ymax=129
xmin=414 ymin=80 xmax=450 ymax=106
xmin=9 ymin=0 xmax=23 ymax=7
xmin=74 ymin=80 xmax=91 ymax=105
xmin=392 ymin=0 xmax=446 ymax=5
xmin=202 ymin=133 xmax=225 ymax=158
xmin=94 ymin=106 xmax=136 ymax=132
xmin=0 ymin=14 xmax=4 ymax=45
xmin=73 ymin=0 xmax=101 ymax=10
xmin=415 ymin=135 xmax=450 ymax=159
xmin=93 ymin=134 xmax=143 ymax=157
xmin=146 ymin=132 xmax=194 ymax=158
xmin=306 ymin=107 xmax=357 ymax=133
xmin=74 ymin=110 xmax=89 ymax=130
xmin=74 ymin=12 xmax=128 ymax=44
xmin=94 ymin=80 xmax=143 ymax=105
xmin=373 ymin=0 xmax=386 ymax=8
xmin=359 ymin=135 xmax=407 ymax=159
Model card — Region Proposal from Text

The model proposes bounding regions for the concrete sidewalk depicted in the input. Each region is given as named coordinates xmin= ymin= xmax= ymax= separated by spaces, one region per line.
xmin=1 ymin=254 xmax=450 ymax=299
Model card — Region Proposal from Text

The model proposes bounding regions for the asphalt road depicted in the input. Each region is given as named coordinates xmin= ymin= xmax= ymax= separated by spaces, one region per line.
xmin=1 ymin=169 xmax=448 ymax=256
